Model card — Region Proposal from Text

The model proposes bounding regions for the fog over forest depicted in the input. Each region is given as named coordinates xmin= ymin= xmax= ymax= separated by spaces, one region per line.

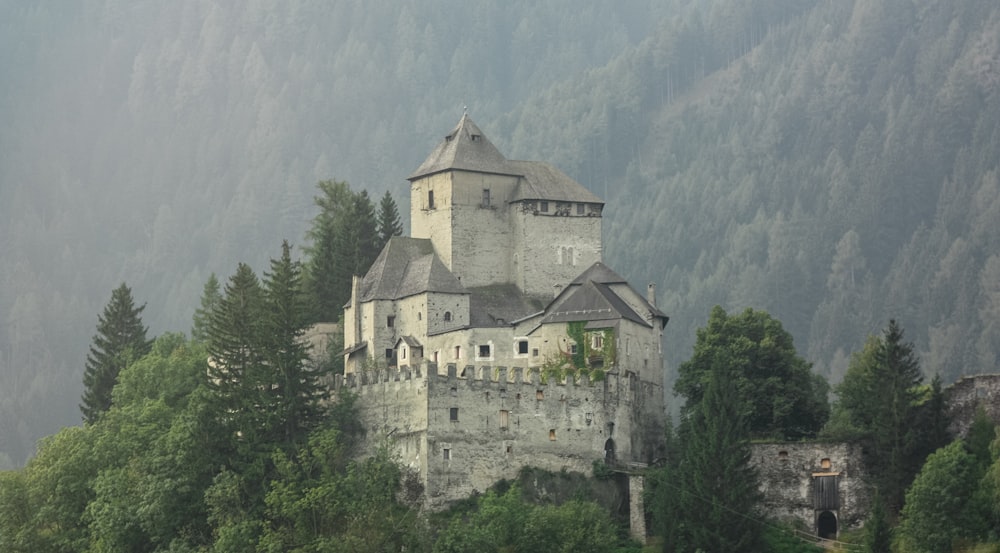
xmin=2 ymin=0 xmax=999 ymax=468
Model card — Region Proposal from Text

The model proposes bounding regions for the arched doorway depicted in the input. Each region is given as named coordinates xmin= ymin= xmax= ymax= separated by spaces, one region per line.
xmin=604 ymin=438 xmax=616 ymax=465
xmin=817 ymin=511 xmax=837 ymax=539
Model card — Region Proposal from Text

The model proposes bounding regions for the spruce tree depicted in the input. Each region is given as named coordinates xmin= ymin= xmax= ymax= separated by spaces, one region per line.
xmin=261 ymin=241 xmax=326 ymax=447
xmin=675 ymin=352 xmax=761 ymax=552
xmin=191 ymin=273 xmax=222 ymax=343
xmin=80 ymin=283 xmax=152 ymax=424
xmin=376 ymin=189 xmax=403 ymax=251
xmin=206 ymin=263 xmax=267 ymax=447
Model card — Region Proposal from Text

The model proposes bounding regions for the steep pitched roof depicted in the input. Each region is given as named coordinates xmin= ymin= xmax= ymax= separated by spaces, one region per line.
xmin=540 ymin=262 xmax=669 ymax=328
xmin=358 ymin=237 xmax=466 ymax=302
xmin=408 ymin=114 xmax=605 ymax=205
xmin=467 ymin=284 xmax=548 ymax=328
xmin=542 ymin=280 xmax=650 ymax=327
xmin=509 ymin=160 xmax=603 ymax=204
xmin=408 ymin=114 xmax=516 ymax=180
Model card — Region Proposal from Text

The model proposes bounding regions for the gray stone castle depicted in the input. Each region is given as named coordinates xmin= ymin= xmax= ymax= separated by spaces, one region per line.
xmin=335 ymin=114 xmax=669 ymax=510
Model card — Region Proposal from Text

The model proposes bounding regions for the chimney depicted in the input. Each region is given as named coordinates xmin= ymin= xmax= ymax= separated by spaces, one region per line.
xmin=647 ymin=283 xmax=656 ymax=307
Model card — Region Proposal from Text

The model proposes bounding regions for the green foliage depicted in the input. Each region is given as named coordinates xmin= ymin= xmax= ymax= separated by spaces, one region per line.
xmin=676 ymin=306 xmax=828 ymax=439
xmin=433 ymin=484 xmax=627 ymax=553
xmin=80 ymin=282 xmax=153 ymax=424
xmin=861 ymin=493 xmax=892 ymax=553
xmin=895 ymin=440 xmax=991 ymax=553
xmin=827 ymin=321 xmax=945 ymax=513
xmin=377 ymin=189 xmax=404 ymax=249
xmin=303 ymin=180 xmax=381 ymax=324
xmin=671 ymin=358 xmax=761 ymax=552
xmin=192 ymin=273 xmax=222 ymax=343
xmin=760 ymin=525 xmax=824 ymax=553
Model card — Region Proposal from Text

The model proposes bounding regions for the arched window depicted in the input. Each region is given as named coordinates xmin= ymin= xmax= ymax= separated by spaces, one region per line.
xmin=444 ymin=311 xmax=452 ymax=322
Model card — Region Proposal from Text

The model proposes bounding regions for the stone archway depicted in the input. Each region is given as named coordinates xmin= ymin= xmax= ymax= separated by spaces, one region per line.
xmin=604 ymin=438 xmax=616 ymax=465
xmin=817 ymin=510 xmax=837 ymax=539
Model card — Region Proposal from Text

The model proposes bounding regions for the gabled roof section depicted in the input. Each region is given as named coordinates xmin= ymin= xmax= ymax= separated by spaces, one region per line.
xmin=542 ymin=280 xmax=650 ymax=327
xmin=569 ymin=261 xmax=629 ymax=286
xmin=509 ymin=160 xmax=603 ymax=204
xmin=467 ymin=284 xmax=549 ymax=328
xmin=408 ymin=114 xmax=517 ymax=180
xmin=358 ymin=237 xmax=466 ymax=302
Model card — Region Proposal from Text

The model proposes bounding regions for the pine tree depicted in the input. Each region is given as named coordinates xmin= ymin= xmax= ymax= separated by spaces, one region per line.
xmin=376 ymin=190 xmax=403 ymax=251
xmin=675 ymin=352 xmax=761 ymax=552
xmin=191 ymin=273 xmax=222 ymax=342
xmin=80 ymin=283 xmax=152 ymax=424
xmin=206 ymin=263 xmax=267 ymax=446
xmin=261 ymin=241 xmax=326 ymax=447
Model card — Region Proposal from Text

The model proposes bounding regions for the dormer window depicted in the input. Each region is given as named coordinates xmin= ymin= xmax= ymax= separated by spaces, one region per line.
xmin=471 ymin=134 xmax=481 ymax=142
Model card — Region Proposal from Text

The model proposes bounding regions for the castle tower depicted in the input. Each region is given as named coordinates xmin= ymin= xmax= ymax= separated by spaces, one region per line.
xmin=408 ymin=114 xmax=604 ymax=297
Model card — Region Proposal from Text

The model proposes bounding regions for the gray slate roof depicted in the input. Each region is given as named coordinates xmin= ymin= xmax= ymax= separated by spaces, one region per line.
xmin=467 ymin=284 xmax=548 ymax=328
xmin=408 ymin=114 xmax=516 ymax=180
xmin=541 ymin=262 xmax=668 ymax=328
xmin=409 ymin=114 xmax=603 ymax=205
xmin=358 ymin=237 xmax=466 ymax=302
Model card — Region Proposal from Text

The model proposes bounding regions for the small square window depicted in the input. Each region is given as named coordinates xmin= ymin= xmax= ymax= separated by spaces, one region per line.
xmin=450 ymin=387 xmax=457 ymax=397
xmin=570 ymin=344 xmax=578 ymax=355
xmin=536 ymin=390 xmax=544 ymax=400
xmin=387 ymin=315 xmax=395 ymax=328
xmin=532 ymin=348 xmax=539 ymax=357
xmin=517 ymin=340 xmax=529 ymax=355
xmin=450 ymin=407 xmax=459 ymax=421
xmin=576 ymin=203 xmax=585 ymax=215
xmin=479 ymin=344 xmax=491 ymax=358
xmin=540 ymin=201 xmax=549 ymax=212
xmin=821 ymin=458 xmax=832 ymax=469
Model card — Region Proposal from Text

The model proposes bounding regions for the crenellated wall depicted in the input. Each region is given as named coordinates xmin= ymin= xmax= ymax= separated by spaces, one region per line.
xmin=335 ymin=362 xmax=664 ymax=509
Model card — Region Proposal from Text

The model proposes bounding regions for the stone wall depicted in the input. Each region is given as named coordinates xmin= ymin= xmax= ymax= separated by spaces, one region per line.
xmin=336 ymin=362 xmax=664 ymax=510
xmin=945 ymin=374 xmax=1000 ymax=436
xmin=750 ymin=442 xmax=869 ymax=535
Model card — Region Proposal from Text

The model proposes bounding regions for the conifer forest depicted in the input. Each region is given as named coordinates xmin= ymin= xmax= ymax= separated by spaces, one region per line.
xmin=3 ymin=1 xmax=1000 ymax=551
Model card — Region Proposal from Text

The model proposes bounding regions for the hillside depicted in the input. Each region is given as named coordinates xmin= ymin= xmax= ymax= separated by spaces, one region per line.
xmin=2 ymin=0 xmax=999 ymax=467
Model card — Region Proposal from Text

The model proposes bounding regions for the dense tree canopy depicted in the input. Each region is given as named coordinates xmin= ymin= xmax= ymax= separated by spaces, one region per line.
xmin=675 ymin=306 xmax=829 ymax=439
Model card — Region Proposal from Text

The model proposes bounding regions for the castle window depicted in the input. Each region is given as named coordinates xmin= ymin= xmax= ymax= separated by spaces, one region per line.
xmin=499 ymin=410 xmax=509 ymax=430
xmin=454 ymin=346 xmax=461 ymax=359
xmin=482 ymin=188 xmax=491 ymax=207
xmin=385 ymin=348 xmax=393 ymax=359
xmin=451 ymin=387 xmax=457 ymax=396
xmin=478 ymin=344 xmax=491 ymax=358
xmin=821 ymin=458 xmax=832 ymax=470
xmin=506 ymin=444 xmax=513 ymax=454
xmin=536 ymin=390 xmax=544 ymax=400
xmin=577 ymin=203 xmax=585 ymax=215
xmin=532 ymin=348 xmax=539 ymax=357
xmin=418 ymin=312 xmax=422 ymax=321
xmin=549 ymin=429 xmax=556 ymax=441
xmin=443 ymin=448 xmax=450 ymax=460
xmin=471 ymin=134 xmax=480 ymax=142
xmin=444 ymin=311 xmax=452 ymax=322
xmin=591 ymin=333 xmax=604 ymax=349
xmin=387 ymin=315 xmax=395 ymax=328
xmin=516 ymin=340 xmax=529 ymax=355
xmin=428 ymin=190 xmax=435 ymax=209
xmin=450 ymin=407 xmax=459 ymax=421
xmin=540 ymin=201 xmax=549 ymax=213
xmin=570 ymin=344 xmax=578 ymax=355
xmin=401 ymin=348 xmax=406 ymax=360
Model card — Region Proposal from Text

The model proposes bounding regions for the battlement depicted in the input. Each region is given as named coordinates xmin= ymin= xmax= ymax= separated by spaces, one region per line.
xmin=334 ymin=362 xmax=628 ymax=391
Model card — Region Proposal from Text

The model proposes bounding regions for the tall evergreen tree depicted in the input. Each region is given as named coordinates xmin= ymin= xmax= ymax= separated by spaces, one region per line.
xmin=80 ymin=283 xmax=152 ymax=424
xmin=674 ymin=352 xmax=761 ymax=552
xmin=261 ymin=240 xmax=326 ymax=447
xmin=303 ymin=180 xmax=381 ymax=323
xmin=376 ymin=190 xmax=403 ymax=251
xmin=191 ymin=273 xmax=222 ymax=343
xmin=830 ymin=320 xmax=928 ymax=513
xmin=206 ymin=263 xmax=267 ymax=449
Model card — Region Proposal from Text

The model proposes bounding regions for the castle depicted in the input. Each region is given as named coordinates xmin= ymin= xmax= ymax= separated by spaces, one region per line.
xmin=335 ymin=114 xmax=669 ymax=512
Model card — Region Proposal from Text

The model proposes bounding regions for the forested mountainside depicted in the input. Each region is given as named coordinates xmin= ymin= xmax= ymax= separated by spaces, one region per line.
xmin=1 ymin=0 xmax=998 ymax=467
xmin=499 ymin=0 xmax=1000 ymax=387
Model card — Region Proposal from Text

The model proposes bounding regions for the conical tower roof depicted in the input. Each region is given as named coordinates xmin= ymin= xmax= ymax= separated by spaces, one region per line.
xmin=408 ymin=114 xmax=517 ymax=180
